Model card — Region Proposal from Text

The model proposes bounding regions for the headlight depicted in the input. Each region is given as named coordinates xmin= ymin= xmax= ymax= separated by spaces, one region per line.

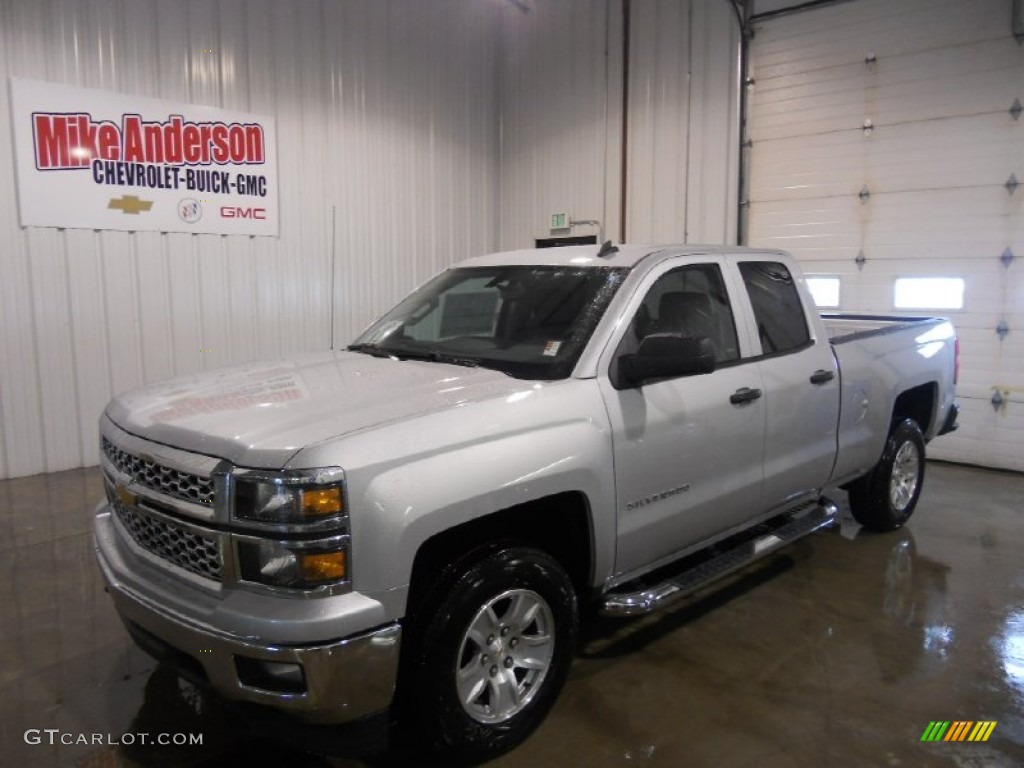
xmin=237 ymin=537 xmax=348 ymax=589
xmin=229 ymin=467 xmax=350 ymax=593
xmin=231 ymin=467 xmax=346 ymax=530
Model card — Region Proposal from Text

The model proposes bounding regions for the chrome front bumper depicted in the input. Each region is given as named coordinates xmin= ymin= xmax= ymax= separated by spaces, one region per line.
xmin=94 ymin=508 xmax=401 ymax=724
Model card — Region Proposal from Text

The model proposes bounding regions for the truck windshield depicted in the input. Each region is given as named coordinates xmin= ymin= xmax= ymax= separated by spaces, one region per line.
xmin=350 ymin=266 xmax=629 ymax=380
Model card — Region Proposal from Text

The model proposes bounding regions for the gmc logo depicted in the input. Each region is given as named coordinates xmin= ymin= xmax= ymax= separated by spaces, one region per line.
xmin=220 ymin=206 xmax=267 ymax=220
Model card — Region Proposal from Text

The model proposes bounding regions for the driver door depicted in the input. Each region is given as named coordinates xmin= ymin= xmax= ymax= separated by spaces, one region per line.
xmin=598 ymin=260 xmax=767 ymax=580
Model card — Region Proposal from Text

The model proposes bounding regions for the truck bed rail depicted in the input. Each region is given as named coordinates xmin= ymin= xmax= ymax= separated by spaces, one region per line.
xmin=822 ymin=313 xmax=947 ymax=344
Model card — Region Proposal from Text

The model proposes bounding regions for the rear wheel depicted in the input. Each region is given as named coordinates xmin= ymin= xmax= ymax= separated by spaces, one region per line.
xmin=407 ymin=546 xmax=577 ymax=762
xmin=848 ymin=418 xmax=926 ymax=531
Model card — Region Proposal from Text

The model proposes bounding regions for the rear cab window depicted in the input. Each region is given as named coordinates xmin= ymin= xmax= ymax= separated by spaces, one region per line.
xmin=737 ymin=261 xmax=811 ymax=356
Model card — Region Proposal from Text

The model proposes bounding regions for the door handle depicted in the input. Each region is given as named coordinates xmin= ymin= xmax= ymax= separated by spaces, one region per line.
xmin=810 ymin=369 xmax=835 ymax=385
xmin=730 ymin=387 xmax=763 ymax=405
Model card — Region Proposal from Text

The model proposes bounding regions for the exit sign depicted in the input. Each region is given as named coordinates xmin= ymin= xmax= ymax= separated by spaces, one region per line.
xmin=550 ymin=212 xmax=569 ymax=231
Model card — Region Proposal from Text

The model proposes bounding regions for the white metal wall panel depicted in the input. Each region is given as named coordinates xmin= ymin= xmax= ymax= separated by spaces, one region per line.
xmin=498 ymin=0 xmax=622 ymax=248
xmin=0 ymin=0 xmax=500 ymax=480
xmin=627 ymin=0 xmax=740 ymax=244
xmin=627 ymin=0 xmax=693 ymax=242
xmin=498 ymin=0 xmax=740 ymax=249
xmin=684 ymin=0 xmax=742 ymax=245
xmin=0 ymin=0 xmax=740 ymax=480
xmin=748 ymin=0 xmax=1024 ymax=470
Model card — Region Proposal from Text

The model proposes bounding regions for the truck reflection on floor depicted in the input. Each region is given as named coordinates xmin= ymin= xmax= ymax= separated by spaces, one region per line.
xmin=872 ymin=529 xmax=952 ymax=683
xmin=117 ymin=664 xmax=337 ymax=766
xmin=117 ymin=660 xmax=401 ymax=765
xmin=117 ymin=664 xmax=241 ymax=764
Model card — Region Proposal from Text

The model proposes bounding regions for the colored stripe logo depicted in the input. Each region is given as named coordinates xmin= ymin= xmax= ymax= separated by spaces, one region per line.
xmin=920 ymin=721 xmax=997 ymax=742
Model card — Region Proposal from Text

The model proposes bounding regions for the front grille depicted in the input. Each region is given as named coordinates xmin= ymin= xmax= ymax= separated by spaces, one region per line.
xmin=113 ymin=498 xmax=222 ymax=581
xmin=102 ymin=436 xmax=214 ymax=505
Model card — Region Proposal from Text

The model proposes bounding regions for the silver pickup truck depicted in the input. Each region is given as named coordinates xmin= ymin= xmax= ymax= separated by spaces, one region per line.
xmin=93 ymin=244 xmax=958 ymax=760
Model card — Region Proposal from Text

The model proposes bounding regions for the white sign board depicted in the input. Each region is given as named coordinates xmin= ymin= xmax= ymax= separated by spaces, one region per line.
xmin=10 ymin=77 xmax=278 ymax=236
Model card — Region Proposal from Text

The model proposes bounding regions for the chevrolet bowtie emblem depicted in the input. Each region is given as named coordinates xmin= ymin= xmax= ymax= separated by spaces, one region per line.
xmin=108 ymin=195 xmax=153 ymax=215
xmin=115 ymin=483 xmax=139 ymax=507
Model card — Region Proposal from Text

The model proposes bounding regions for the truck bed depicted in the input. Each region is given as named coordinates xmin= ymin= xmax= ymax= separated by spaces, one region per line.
xmin=823 ymin=311 xmax=956 ymax=485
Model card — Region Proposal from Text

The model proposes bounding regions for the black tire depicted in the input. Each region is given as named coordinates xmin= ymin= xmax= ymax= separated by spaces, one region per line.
xmin=408 ymin=546 xmax=577 ymax=762
xmin=848 ymin=418 xmax=926 ymax=531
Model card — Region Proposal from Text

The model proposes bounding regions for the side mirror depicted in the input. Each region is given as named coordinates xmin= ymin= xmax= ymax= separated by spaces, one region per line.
xmin=618 ymin=334 xmax=716 ymax=387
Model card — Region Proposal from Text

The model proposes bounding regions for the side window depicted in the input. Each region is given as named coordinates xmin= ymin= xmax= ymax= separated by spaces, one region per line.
xmin=622 ymin=264 xmax=740 ymax=364
xmin=738 ymin=261 xmax=811 ymax=355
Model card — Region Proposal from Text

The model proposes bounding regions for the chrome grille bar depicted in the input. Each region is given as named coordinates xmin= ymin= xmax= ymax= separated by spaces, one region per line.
xmin=102 ymin=436 xmax=215 ymax=505
xmin=112 ymin=497 xmax=222 ymax=582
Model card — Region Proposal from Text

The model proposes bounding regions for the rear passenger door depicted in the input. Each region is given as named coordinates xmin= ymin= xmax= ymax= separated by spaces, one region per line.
xmin=734 ymin=259 xmax=840 ymax=512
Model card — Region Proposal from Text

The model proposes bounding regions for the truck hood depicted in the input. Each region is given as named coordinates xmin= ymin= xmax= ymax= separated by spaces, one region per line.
xmin=105 ymin=351 xmax=523 ymax=468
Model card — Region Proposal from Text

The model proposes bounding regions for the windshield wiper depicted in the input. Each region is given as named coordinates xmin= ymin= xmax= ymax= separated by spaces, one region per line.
xmin=347 ymin=344 xmax=480 ymax=369
xmin=346 ymin=343 xmax=393 ymax=358
xmin=398 ymin=350 xmax=481 ymax=369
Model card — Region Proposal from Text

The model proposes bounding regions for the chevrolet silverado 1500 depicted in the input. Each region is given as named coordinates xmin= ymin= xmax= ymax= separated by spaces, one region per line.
xmin=94 ymin=244 xmax=958 ymax=760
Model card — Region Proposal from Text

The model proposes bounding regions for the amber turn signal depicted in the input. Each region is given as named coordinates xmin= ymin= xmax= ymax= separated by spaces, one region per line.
xmin=298 ymin=550 xmax=347 ymax=583
xmin=299 ymin=487 xmax=343 ymax=517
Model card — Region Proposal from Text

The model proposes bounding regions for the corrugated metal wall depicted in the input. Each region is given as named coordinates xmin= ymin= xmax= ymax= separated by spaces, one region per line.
xmin=1 ymin=0 xmax=741 ymax=480
xmin=0 ymin=0 xmax=500 ymax=480
xmin=626 ymin=0 xmax=741 ymax=244
xmin=747 ymin=0 xmax=1024 ymax=471
xmin=498 ymin=0 xmax=624 ymax=248
xmin=498 ymin=0 xmax=740 ymax=249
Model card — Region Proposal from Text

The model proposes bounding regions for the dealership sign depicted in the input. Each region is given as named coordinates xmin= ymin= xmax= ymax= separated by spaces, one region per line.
xmin=10 ymin=77 xmax=278 ymax=236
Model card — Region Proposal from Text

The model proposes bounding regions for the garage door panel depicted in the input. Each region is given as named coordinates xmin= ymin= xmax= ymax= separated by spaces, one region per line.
xmin=959 ymin=368 xmax=1015 ymax=397
xmin=929 ymin=420 xmax=1019 ymax=472
xmin=752 ymin=188 xmax=1023 ymax=257
xmin=932 ymin=392 xmax=1024 ymax=466
xmin=955 ymin=323 xmax=1007 ymax=350
xmin=932 ymin=330 xmax=1000 ymax=362
xmin=848 ymin=256 xmax=998 ymax=283
xmin=956 ymin=378 xmax=995 ymax=401
xmin=1007 ymin=278 xmax=1024 ymax=312
xmin=752 ymin=32 xmax=1023 ymax=141
xmin=996 ymin=334 xmax=1024 ymax=383
xmin=971 ymin=417 xmax=1024 ymax=472
xmin=748 ymin=0 xmax=1022 ymax=469
xmin=750 ymin=196 xmax=874 ymax=252
xmin=751 ymin=113 xmax=1024 ymax=203
xmin=795 ymin=259 xmax=859 ymax=277
xmin=751 ymin=0 xmax=1008 ymax=83
xmin=862 ymin=192 xmax=1022 ymax=256
xmin=932 ymin=395 xmax=992 ymax=452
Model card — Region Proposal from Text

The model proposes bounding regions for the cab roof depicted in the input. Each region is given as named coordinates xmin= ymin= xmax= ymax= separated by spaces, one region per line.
xmin=454 ymin=243 xmax=788 ymax=270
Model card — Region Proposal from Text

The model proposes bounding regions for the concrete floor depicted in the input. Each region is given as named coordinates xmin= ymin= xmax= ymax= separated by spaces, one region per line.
xmin=0 ymin=461 xmax=1022 ymax=767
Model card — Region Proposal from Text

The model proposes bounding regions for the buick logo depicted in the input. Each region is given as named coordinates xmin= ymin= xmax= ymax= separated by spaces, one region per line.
xmin=178 ymin=198 xmax=202 ymax=223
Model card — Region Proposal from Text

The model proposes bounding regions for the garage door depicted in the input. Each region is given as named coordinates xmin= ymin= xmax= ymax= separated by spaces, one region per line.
xmin=746 ymin=0 xmax=1024 ymax=471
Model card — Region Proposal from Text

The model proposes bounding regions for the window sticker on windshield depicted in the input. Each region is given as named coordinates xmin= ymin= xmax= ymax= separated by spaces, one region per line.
xmin=366 ymin=320 xmax=403 ymax=344
xmin=543 ymin=340 xmax=562 ymax=357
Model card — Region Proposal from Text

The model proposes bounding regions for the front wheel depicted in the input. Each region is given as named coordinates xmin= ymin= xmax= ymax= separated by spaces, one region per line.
xmin=409 ymin=546 xmax=578 ymax=762
xmin=848 ymin=418 xmax=926 ymax=531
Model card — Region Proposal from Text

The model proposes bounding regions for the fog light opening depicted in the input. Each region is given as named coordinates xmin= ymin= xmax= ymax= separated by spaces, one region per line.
xmin=235 ymin=656 xmax=307 ymax=694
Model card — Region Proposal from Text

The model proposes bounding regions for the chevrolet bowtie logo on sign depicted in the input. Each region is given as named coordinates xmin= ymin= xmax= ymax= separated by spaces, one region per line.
xmin=108 ymin=194 xmax=153 ymax=215
xmin=920 ymin=721 xmax=997 ymax=742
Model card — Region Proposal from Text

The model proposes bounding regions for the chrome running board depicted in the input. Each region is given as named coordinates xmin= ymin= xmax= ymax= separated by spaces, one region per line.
xmin=600 ymin=498 xmax=838 ymax=618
